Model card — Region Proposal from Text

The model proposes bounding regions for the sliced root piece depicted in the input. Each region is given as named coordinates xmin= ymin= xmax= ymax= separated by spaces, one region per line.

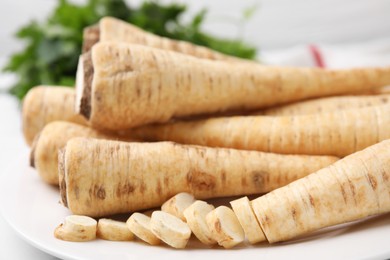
xmin=183 ymin=200 xmax=216 ymax=246
xmin=126 ymin=213 xmax=160 ymax=245
xmin=206 ymin=206 xmax=244 ymax=249
xmin=230 ymin=197 xmax=266 ymax=244
xmin=150 ymin=211 xmax=191 ymax=249
xmin=97 ymin=218 xmax=134 ymax=241
xmin=161 ymin=192 xmax=195 ymax=221
xmin=54 ymin=215 xmax=97 ymax=242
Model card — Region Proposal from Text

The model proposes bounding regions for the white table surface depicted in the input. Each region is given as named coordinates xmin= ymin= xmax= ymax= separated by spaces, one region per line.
xmin=0 ymin=91 xmax=58 ymax=259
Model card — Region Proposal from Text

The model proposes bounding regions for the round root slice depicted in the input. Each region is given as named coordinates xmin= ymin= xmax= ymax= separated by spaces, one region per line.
xmin=150 ymin=211 xmax=192 ymax=249
xmin=183 ymin=200 xmax=216 ymax=245
xmin=126 ymin=213 xmax=160 ymax=245
xmin=97 ymin=218 xmax=134 ymax=241
xmin=230 ymin=197 xmax=266 ymax=244
xmin=54 ymin=215 xmax=97 ymax=242
xmin=206 ymin=206 xmax=244 ymax=249
xmin=161 ymin=192 xmax=195 ymax=221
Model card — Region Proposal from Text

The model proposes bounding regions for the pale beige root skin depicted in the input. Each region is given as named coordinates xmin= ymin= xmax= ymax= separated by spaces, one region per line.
xmin=59 ymin=138 xmax=338 ymax=217
xmin=256 ymin=94 xmax=390 ymax=116
xmin=183 ymin=200 xmax=216 ymax=246
xmin=251 ymin=139 xmax=390 ymax=243
xmin=150 ymin=211 xmax=192 ymax=249
xmin=161 ymin=192 xmax=195 ymax=221
xmin=31 ymin=121 xmax=131 ymax=185
xmin=97 ymin=218 xmax=134 ymax=241
xmin=94 ymin=17 xmax=239 ymax=61
xmin=133 ymin=104 xmax=390 ymax=157
xmin=206 ymin=206 xmax=244 ymax=249
xmin=126 ymin=213 xmax=160 ymax=245
xmin=230 ymin=197 xmax=266 ymax=244
xmin=54 ymin=215 xmax=97 ymax=242
xmin=22 ymin=86 xmax=87 ymax=146
xmin=78 ymin=42 xmax=390 ymax=130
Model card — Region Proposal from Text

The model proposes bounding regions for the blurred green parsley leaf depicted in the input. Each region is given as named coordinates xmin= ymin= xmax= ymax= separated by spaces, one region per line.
xmin=3 ymin=0 xmax=257 ymax=100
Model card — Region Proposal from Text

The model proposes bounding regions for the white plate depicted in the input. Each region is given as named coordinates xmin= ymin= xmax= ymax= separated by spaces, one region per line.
xmin=0 ymin=151 xmax=389 ymax=260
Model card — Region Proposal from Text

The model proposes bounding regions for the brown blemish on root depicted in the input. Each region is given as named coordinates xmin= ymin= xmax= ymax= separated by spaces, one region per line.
xmin=82 ymin=24 xmax=100 ymax=53
xmin=80 ymin=52 xmax=93 ymax=119
xmin=196 ymin=146 xmax=206 ymax=157
xmin=347 ymin=177 xmax=356 ymax=197
xmin=367 ymin=173 xmax=378 ymax=190
xmin=346 ymin=175 xmax=357 ymax=205
xmin=382 ymin=170 xmax=389 ymax=183
xmin=308 ymin=194 xmax=315 ymax=208
xmin=116 ymin=183 xmax=135 ymax=197
xmin=214 ymin=219 xmax=222 ymax=233
xmin=291 ymin=207 xmax=297 ymax=222
xmin=58 ymin=148 xmax=68 ymax=208
xmin=221 ymin=170 xmax=226 ymax=183
xmin=139 ymin=181 xmax=146 ymax=194
xmin=252 ymin=171 xmax=266 ymax=188
xmin=263 ymin=214 xmax=270 ymax=225
xmin=187 ymin=170 xmax=216 ymax=192
xmin=96 ymin=186 xmax=106 ymax=200
xmin=90 ymin=184 xmax=106 ymax=200
xmin=340 ymin=185 xmax=347 ymax=204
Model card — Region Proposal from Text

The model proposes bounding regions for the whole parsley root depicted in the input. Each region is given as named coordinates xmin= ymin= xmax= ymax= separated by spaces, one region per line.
xmin=132 ymin=104 xmax=390 ymax=157
xmin=58 ymin=138 xmax=338 ymax=217
xmin=250 ymin=139 xmax=390 ymax=243
xmin=76 ymin=42 xmax=390 ymax=130
xmin=83 ymin=17 xmax=242 ymax=62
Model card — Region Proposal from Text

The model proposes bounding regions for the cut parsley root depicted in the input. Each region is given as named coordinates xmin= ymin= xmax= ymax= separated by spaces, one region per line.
xmin=206 ymin=206 xmax=245 ymax=249
xmin=127 ymin=213 xmax=160 ymax=245
xmin=54 ymin=215 xmax=97 ymax=242
xmin=161 ymin=193 xmax=195 ymax=222
xmin=183 ymin=200 xmax=216 ymax=246
xmin=97 ymin=219 xmax=134 ymax=241
xmin=150 ymin=211 xmax=192 ymax=249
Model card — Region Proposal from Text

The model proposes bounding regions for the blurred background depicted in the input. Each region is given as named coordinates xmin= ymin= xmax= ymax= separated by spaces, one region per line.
xmin=1 ymin=0 xmax=390 ymax=99
xmin=2 ymin=0 xmax=390 ymax=53
xmin=2 ymin=0 xmax=390 ymax=66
